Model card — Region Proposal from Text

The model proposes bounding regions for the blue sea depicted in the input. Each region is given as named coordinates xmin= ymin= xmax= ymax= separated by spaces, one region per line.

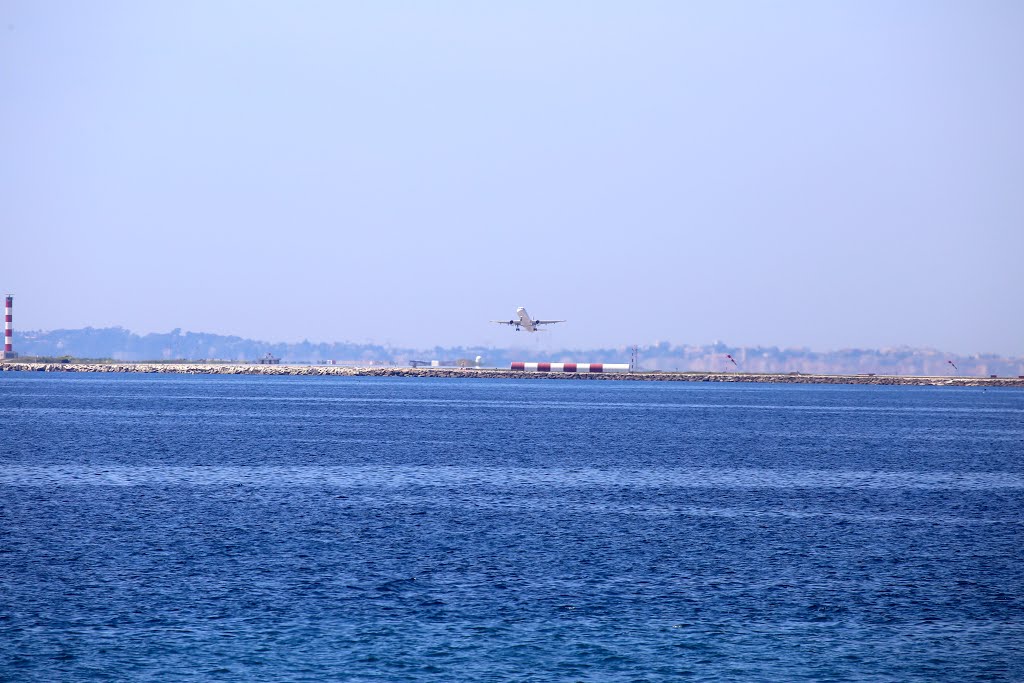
xmin=1 ymin=374 xmax=1022 ymax=681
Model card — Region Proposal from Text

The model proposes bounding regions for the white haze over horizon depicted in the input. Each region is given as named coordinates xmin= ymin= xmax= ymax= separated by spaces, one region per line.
xmin=2 ymin=2 xmax=1022 ymax=357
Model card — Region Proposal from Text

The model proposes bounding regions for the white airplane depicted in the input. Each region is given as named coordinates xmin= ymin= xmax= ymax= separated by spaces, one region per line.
xmin=491 ymin=307 xmax=565 ymax=333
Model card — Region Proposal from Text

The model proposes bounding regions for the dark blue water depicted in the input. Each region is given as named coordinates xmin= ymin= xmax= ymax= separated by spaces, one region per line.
xmin=2 ymin=374 xmax=1022 ymax=681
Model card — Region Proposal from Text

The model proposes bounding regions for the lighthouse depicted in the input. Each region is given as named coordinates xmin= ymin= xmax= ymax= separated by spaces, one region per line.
xmin=2 ymin=295 xmax=15 ymax=359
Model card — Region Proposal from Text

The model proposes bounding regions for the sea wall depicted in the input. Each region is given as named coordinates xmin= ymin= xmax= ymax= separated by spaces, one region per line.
xmin=1 ymin=362 xmax=1021 ymax=387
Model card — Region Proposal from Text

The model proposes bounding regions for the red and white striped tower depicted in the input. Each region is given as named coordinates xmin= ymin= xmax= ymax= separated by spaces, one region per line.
xmin=3 ymin=295 xmax=14 ymax=359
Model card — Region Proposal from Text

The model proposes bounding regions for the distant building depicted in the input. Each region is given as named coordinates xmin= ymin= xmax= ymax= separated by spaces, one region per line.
xmin=410 ymin=356 xmax=483 ymax=369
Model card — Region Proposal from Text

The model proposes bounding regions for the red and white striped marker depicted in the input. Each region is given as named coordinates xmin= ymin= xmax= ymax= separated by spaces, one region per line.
xmin=510 ymin=362 xmax=630 ymax=373
xmin=3 ymin=295 xmax=12 ymax=356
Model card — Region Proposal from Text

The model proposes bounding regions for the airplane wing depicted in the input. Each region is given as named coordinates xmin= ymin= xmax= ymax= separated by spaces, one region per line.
xmin=490 ymin=320 xmax=517 ymax=326
xmin=534 ymin=320 xmax=566 ymax=326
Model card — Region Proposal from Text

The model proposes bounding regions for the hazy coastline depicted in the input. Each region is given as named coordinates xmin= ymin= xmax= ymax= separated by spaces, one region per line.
xmin=2 ymin=361 xmax=1021 ymax=388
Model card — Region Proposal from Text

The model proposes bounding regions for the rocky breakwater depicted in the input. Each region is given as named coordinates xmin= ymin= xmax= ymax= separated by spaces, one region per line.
xmin=625 ymin=372 xmax=1024 ymax=387
xmin=1 ymin=362 xmax=1023 ymax=387
xmin=0 ymin=362 xmax=428 ymax=377
xmin=0 ymin=362 xmax=517 ymax=379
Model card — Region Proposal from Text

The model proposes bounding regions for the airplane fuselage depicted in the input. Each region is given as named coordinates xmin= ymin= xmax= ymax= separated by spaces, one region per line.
xmin=512 ymin=307 xmax=537 ymax=332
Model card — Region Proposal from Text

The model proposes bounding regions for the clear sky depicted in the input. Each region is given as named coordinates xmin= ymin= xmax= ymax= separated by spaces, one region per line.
xmin=2 ymin=2 xmax=1022 ymax=355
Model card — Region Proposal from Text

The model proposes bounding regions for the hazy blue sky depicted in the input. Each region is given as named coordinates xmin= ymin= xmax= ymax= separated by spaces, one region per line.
xmin=2 ymin=2 xmax=1022 ymax=355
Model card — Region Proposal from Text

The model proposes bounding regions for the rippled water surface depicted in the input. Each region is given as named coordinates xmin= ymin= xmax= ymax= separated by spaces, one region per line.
xmin=2 ymin=374 xmax=1022 ymax=681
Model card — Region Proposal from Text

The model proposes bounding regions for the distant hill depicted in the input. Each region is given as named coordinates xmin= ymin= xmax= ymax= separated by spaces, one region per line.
xmin=17 ymin=327 xmax=389 ymax=365
xmin=12 ymin=327 xmax=1024 ymax=377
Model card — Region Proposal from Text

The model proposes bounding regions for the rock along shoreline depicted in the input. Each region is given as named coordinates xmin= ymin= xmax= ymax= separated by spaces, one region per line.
xmin=1 ymin=362 xmax=1021 ymax=387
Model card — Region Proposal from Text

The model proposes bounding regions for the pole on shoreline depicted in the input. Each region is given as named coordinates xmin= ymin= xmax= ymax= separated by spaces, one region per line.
xmin=2 ymin=295 xmax=14 ymax=360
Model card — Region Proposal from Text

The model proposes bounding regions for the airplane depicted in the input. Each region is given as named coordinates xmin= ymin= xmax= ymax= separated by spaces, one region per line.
xmin=491 ymin=307 xmax=565 ymax=333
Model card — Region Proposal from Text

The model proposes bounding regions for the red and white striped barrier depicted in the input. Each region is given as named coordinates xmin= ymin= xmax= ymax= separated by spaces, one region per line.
xmin=510 ymin=362 xmax=630 ymax=373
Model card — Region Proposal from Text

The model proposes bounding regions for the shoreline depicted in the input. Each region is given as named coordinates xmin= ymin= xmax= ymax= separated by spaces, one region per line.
xmin=1 ymin=361 xmax=1021 ymax=387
